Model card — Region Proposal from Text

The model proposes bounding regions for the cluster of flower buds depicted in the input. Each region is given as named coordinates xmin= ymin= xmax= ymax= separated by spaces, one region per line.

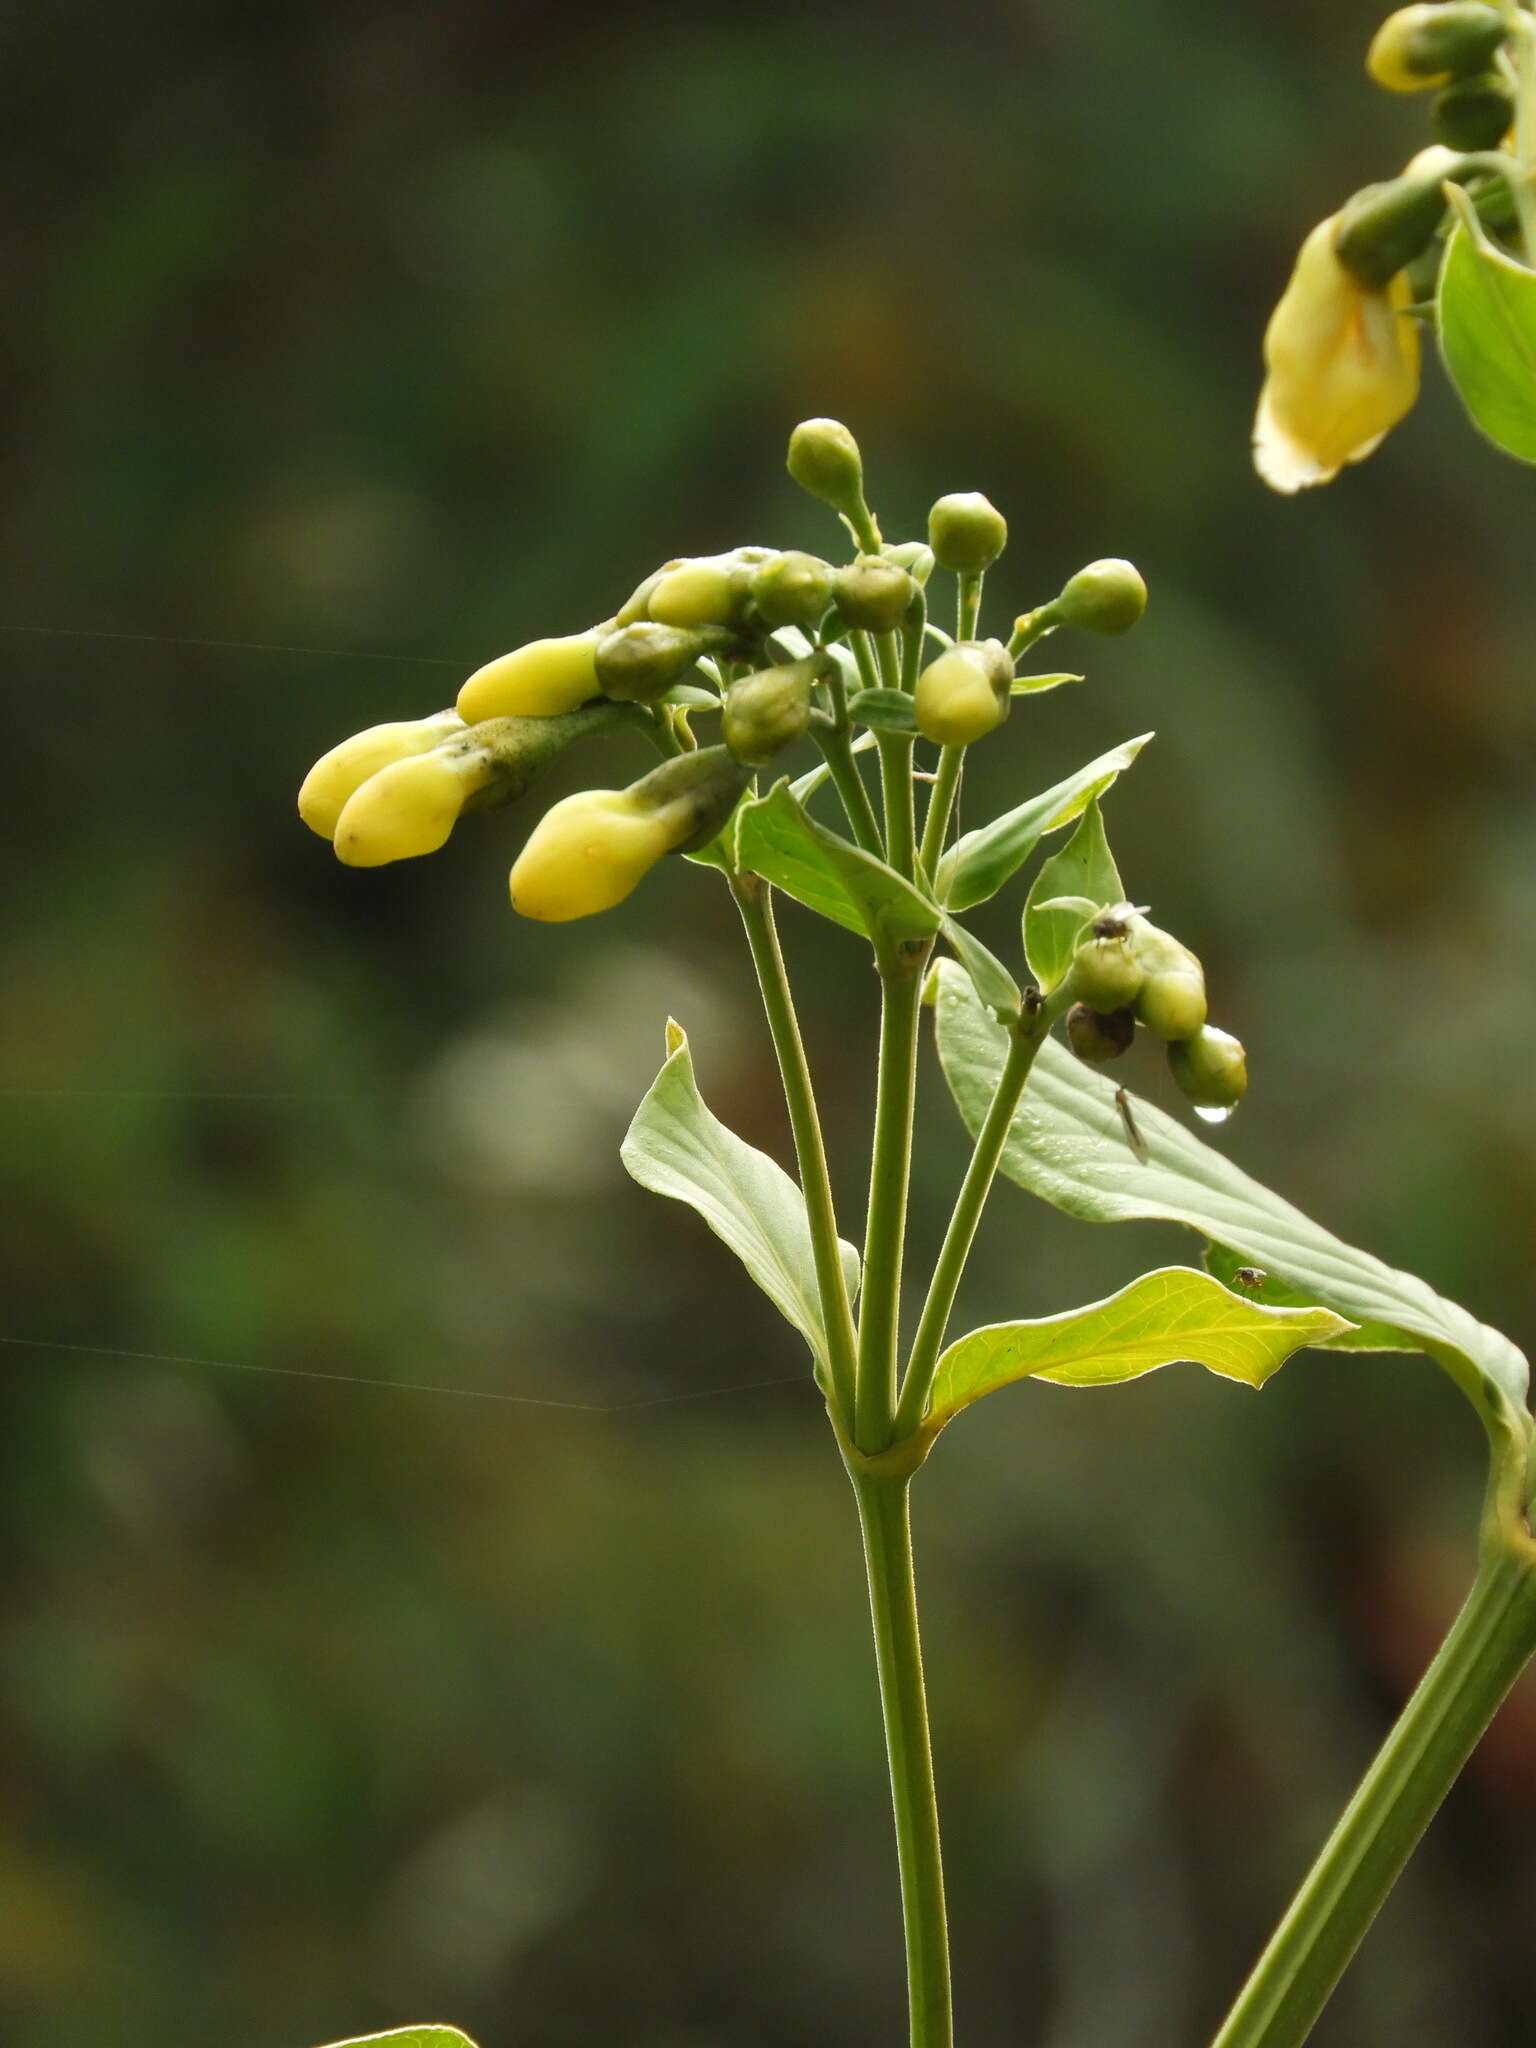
xmin=1254 ymin=2 xmax=1516 ymax=491
xmin=1063 ymin=904 xmax=1248 ymax=1118
xmin=299 ymin=417 xmax=1148 ymax=928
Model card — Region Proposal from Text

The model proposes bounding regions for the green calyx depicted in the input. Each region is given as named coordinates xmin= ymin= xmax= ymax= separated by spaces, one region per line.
xmin=625 ymin=743 xmax=753 ymax=854
xmin=457 ymin=703 xmax=639 ymax=810
xmin=595 ymin=621 xmax=729 ymax=703
xmin=1432 ymin=71 xmax=1513 ymax=150
xmin=722 ymin=654 xmax=829 ymax=766
xmin=1334 ymin=149 xmax=1467 ymax=290
xmin=927 ymin=491 xmax=1008 ymax=574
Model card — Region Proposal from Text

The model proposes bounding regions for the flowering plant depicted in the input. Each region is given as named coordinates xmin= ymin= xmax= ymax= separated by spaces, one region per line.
xmin=300 ymin=410 xmax=1535 ymax=2048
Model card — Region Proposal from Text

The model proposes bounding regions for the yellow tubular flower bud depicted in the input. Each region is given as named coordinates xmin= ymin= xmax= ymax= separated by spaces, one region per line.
xmin=508 ymin=791 xmax=675 ymax=922
xmin=333 ymin=750 xmax=489 ymax=867
xmin=647 ymin=557 xmax=741 ymax=628
xmin=298 ymin=710 xmax=463 ymax=840
xmin=457 ymin=629 xmax=608 ymax=722
xmin=1253 ymin=215 xmax=1421 ymax=493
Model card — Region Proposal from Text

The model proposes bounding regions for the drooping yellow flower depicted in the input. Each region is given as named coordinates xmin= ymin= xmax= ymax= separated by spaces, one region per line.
xmin=1253 ymin=215 xmax=1421 ymax=493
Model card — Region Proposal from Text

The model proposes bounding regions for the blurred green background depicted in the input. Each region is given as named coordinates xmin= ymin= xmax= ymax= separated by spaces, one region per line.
xmin=5 ymin=2 xmax=1536 ymax=2043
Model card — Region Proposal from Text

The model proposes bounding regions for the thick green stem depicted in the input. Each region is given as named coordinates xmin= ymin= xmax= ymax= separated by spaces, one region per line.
xmin=894 ymin=1016 xmax=1043 ymax=1441
xmin=879 ymin=735 xmax=918 ymax=881
xmin=732 ymin=875 xmax=860 ymax=1422
xmin=918 ymin=745 xmax=965 ymax=882
xmin=856 ymin=951 xmax=927 ymax=1450
xmin=853 ymin=1470 xmax=953 ymax=2048
xmin=1209 ymin=1544 xmax=1536 ymax=2048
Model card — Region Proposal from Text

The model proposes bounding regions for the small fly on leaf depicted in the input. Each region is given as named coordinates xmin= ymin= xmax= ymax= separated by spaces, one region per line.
xmin=1233 ymin=1266 xmax=1268 ymax=1291
xmin=1114 ymin=1086 xmax=1149 ymax=1166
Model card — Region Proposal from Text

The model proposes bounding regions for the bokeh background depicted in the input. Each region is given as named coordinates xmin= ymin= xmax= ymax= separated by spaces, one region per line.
xmin=5 ymin=2 xmax=1536 ymax=2043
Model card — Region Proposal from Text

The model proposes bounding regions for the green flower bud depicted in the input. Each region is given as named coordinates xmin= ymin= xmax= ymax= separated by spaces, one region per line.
xmin=1334 ymin=148 xmax=1464 ymax=290
xmin=1070 ymin=927 xmax=1144 ymax=1012
xmin=1168 ymin=1025 xmax=1249 ymax=1112
xmin=508 ymin=745 xmax=751 ymax=921
xmin=458 ymin=629 xmax=608 ymax=722
xmin=333 ymin=748 xmax=489 ymax=867
xmin=927 ymin=491 xmax=1008 ymax=574
xmin=594 ymin=621 xmax=723 ymax=704
xmin=786 ymin=417 xmax=866 ymax=517
xmin=1054 ymin=559 xmax=1147 ymax=636
xmin=913 ymin=640 xmax=1013 ymax=747
xmin=1367 ymin=4 xmax=1506 ymax=93
xmin=1432 ymin=71 xmax=1513 ymax=149
xmin=749 ymin=550 xmax=836 ymax=629
xmin=722 ymin=655 xmax=826 ymax=766
xmin=833 ymin=555 xmax=915 ymax=632
xmin=1128 ymin=922 xmax=1208 ymax=1041
xmin=1066 ymin=1002 xmax=1135 ymax=1066
xmin=298 ymin=710 xmax=463 ymax=840
xmin=648 ymin=555 xmax=745 ymax=630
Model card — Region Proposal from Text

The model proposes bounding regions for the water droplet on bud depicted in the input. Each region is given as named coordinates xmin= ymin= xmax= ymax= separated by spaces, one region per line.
xmin=1193 ymin=1103 xmax=1234 ymax=1125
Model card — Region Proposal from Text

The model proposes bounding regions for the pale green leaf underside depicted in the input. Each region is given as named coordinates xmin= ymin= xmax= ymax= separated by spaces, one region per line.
xmin=936 ymin=732 xmax=1152 ymax=912
xmin=621 ymin=1022 xmax=860 ymax=1369
xmin=928 ymin=1266 xmax=1348 ymax=1429
xmin=736 ymin=781 xmax=940 ymax=944
xmin=1438 ymin=215 xmax=1536 ymax=464
xmin=933 ymin=962 xmax=1529 ymax=1427
xmin=316 ymin=2030 xmax=479 ymax=2048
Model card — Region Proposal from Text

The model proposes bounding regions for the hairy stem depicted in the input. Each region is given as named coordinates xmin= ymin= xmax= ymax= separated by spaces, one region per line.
xmin=879 ymin=735 xmax=918 ymax=881
xmin=854 ymin=1470 xmax=953 ymax=2048
xmin=732 ymin=874 xmax=860 ymax=1421
xmin=918 ymin=745 xmax=965 ymax=881
xmin=855 ymin=949 xmax=928 ymax=1450
xmin=1209 ymin=1543 xmax=1536 ymax=2048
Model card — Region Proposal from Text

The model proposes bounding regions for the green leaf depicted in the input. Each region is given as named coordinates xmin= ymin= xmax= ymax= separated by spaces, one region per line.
xmin=927 ymin=1266 xmax=1348 ymax=1430
xmin=939 ymin=914 xmax=1021 ymax=1019
xmin=936 ymin=733 xmax=1153 ymax=912
xmin=1010 ymin=671 xmax=1083 ymax=695
xmin=621 ymin=1020 xmax=860 ymax=1368
xmin=1023 ymin=796 xmax=1124 ymax=991
xmin=736 ymin=781 xmax=940 ymax=946
xmin=1437 ymin=209 xmax=1536 ymax=464
xmin=316 ymin=2031 xmax=479 ymax=2048
xmin=848 ymin=686 xmax=918 ymax=733
xmin=1203 ymin=1244 xmax=1412 ymax=1355
xmin=932 ymin=961 xmax=1530 ymax=1431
